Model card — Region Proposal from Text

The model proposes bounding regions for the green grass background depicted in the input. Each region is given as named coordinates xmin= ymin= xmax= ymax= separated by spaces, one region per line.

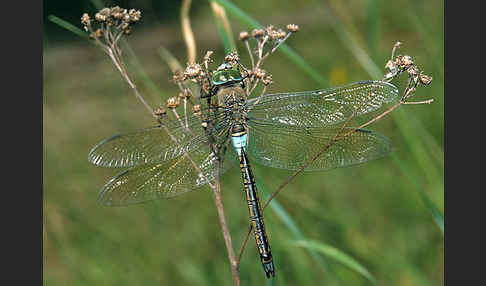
xmin=43 ymin=0 xmax=443 ymax=285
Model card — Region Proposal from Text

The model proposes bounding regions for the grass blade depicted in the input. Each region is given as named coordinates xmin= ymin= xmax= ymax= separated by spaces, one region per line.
xmin=292 ymin=240 xmax=376 ymax=283
xmin=158 ymin=46 xmax=184 ymax=73
xmin=322 ymin=4 xmax=382 ymax=79
xmin=210 ymin=0 xmax=237 ymax=54
xmin=366 ymin=0 xmax=379 ymax=63
xmin=47 ymin=15 xmax=89 ymax=40
xmin=391 ymin=154 xmax=444 ymax=233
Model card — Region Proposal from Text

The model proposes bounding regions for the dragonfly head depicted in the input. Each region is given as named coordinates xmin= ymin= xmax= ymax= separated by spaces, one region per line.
xmin=211 ymin=64 xmax=244 ymax=87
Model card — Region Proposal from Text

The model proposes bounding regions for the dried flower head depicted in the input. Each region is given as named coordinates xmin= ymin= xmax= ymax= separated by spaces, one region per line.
xmin=184 ymin=63 xmax=202 ymax=78
xmin=193 ymin=105 xmax=202 ymax=117
xmin=95 ymin=12 xmax=107 ymax=22
xmin=407 ymin=65 xmax=419 ymax=77
xmin=239 ymin=31 xmax=250 ymax=41
xmin=128 ymin=9 xmax=142 ymax=22
xmin=109 ymin=6 xmax=124 ymax=19
xmin=89 ymin=29 xmax=103 ymax=39
xmin=179 ymin=89 xmax=192 ymax=99
xmin=419 ymin=73 xmax=433 ymax=85
xmin=81 ymin=13 xmax=91 ymax=27
xmin=254 ymin=68 xmax=266 ymax=79
xmin=251 ymin=28 xmax=265 ymax=38
xmin=262 ymin=74 xmax=273 ymax=86
xmin=224 ymin=51 xmax=240 ymax=65
xmin=155 ymin=106 xmax=167 ymax=117
xmin=172 ymin=70 xmax=186 ymax=83
xmin=167 ymin=97 xmax=180 ymax=109
xmin=286 ymin=24 xmax=299 ymax=32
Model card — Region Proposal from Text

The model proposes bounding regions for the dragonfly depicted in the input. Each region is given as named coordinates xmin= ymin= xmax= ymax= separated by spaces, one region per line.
xmin=88 ymin=63 xmax=399 ymax=279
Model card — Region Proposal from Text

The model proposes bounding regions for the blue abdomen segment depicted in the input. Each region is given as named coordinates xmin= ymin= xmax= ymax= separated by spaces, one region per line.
xmin=231 ymin=133 xmax=248 ymax=155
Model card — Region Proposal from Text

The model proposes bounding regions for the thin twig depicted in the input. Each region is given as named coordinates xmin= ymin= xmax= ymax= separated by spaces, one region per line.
xmin=212 ymin=161 xmax=241 ymax=286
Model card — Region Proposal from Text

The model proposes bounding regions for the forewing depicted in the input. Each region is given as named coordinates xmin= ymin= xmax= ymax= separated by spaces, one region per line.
xmin=246 ymin=80 xmax=399 ymax=127
xmin=247 ymin=123 xmax=392 ymax=171
xmin=97 ymin=145 xmax=237 ymax=206
xmin=88 ymin=111 xmax=228 ymax=168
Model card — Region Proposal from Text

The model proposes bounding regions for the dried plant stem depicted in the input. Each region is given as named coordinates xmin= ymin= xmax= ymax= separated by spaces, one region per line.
xmin=106 ymin=48 xmax=158 ymax=119
xmin=236 ymin=225 xmax=252 ymax=265
xmin=213 ymin=162 xmax=241 ymax=286
xmin=245 ymin=41 xmax=255 ymax=70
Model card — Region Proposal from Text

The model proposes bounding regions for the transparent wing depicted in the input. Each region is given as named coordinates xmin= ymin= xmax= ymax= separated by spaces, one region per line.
xmin=97 ymin=145 xmax=237 ymax=206
xmin=88 ymin=110 xmax=229 ymax=168
xmin=246 ymin=80 xmax=399 ymax=127
xmin=247 ymin=123 xmax=392 ymax=171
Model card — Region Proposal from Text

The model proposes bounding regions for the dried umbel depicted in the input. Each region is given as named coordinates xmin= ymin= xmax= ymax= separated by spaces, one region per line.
xmin=286 ymin=24 xmax=299 ymax=32
xmin=167 ymin=97 xmax=181 ymax=109
xmin=224 ymin=51 xmax=240 ymax=66
xmin=81 ymin=6 xmax=141 ymax=44
xmin=239 ymin=31 xmax=250 ymax=41
xmin=383 ymin=42 xmax=433 ymax=100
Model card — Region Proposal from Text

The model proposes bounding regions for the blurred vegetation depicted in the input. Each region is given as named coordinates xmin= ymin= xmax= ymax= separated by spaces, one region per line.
xmin=43 ymin=0 xmax=443 ymax=285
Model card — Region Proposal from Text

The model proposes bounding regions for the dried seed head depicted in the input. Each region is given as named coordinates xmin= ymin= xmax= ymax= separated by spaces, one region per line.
xmin=172 ymin=70 xmax=186 ymax=82
xmin=81 ymin=13 xmax=91 ymax=26
xmin=224 ymin=51 xmax=240 ymax=65
xmin=178 ymin=89 xmax=192 ymax=99
xmin=401 ymin=55 xmax=413 ymax=67
xmin=184 ymin=63 xmax=202 ymax=78
xmin=95 ymin=12 xmax=107 ymax=22
xmin=155 ymin=106 xmax=167 ymax=117
xmin=267 ymin=29 xmax=281 ymax=40
xmin=110 ymin=6 xmax=123 ymax=15
xmin=128 ymin=9 xmax=142 ymax=22
xmin=254 ymin=68 xmax=266 ymax=79
xmin=239 ymin=31 xmax=250 ymax=41
xmin=407 ymin=65 xmax=418 ymax=77
xmin=110 ymin=6 xmax=126 ymax=20
xmin=193 ymin=105 xmax=202 ymax=116
xmin=89 ymin=28 xmax=103 ymax=39
xmin=385 ymin=59 xmax=396 ymax=71
xmin=395 ymin=55 xmax=413 ymax=69
xmin=419 ymin=73 xmax=433 ymax=85
xmin=286 ymin=24 xmax=299 ymax=32
xmin=262 ymin=74 xmax=273 ymax=86
xmin=167 ymin=97 xmax=180 ymax=109
xmin=277 ymin=29 xmax=287 ymax=39
xmin=251 ymin=28 xmax=265 ymax=38
xmin=99 ymin=8 xmax=111 ymax=16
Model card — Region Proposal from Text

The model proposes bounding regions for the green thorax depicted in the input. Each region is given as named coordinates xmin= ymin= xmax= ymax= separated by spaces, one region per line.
xmin=211 ymin=66 xmax=243 ymax=86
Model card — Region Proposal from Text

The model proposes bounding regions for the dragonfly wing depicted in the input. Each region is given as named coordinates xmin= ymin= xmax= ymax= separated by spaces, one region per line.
xmin=88 ymin=111 xmax=228 ymax=168
xmin=247 ymin=123 xmax=392 ymax=171
xmin=246 ymin=80 xmax=399 ymax=127
xmin=97 ymin=145 xmax=237 ymax=206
